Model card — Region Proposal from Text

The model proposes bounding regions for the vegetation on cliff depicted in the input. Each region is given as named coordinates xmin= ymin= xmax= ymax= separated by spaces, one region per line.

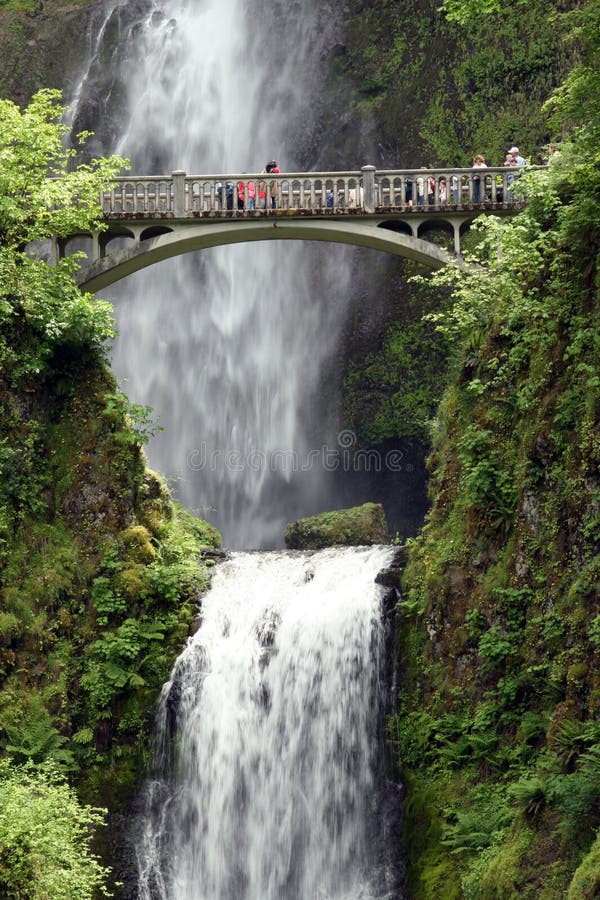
xmin=0 ymin=90 xmax=221 ymax=894
xmin=339 ymin=0 xmax=581 ymax=465
xmin=391 ymin=3 xmax=600 ymax=895
xmin=335 ymin=0 xmax=577 ymax=168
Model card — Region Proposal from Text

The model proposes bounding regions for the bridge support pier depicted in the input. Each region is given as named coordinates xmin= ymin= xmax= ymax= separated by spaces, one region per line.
xmin=92 ymin=231 xmax=101 ymax=263
xmin=453 ymin=222 xmax=461 ymax=257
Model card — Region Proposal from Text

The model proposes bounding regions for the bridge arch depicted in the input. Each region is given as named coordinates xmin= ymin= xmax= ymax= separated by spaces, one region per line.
xmin=75 ymin=218 xmax=459 ymax=293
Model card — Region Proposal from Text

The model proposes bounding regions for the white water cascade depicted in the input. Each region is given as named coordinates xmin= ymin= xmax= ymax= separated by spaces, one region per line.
xmin=71 ymin=0 xmax=355 ymax=548
xmin=136 ymin=546 xmax=402 ymax=899
xmin=66 ymin=7 xmax=404 ymax=897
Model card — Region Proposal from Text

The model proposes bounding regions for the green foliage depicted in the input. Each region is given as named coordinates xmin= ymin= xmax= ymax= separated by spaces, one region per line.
xmin=0 ymin=84 xmax=187 ymax=809
xmin=509 ymin=776 xmax=548 ymax=820
xmin=548 ymin=770 xmax=600 ymax=841
xmin=567 ymin=831 xmax=600 ymax=899
xmin=0 ymin=90 xmax=127 ymax=382
xmin=442 ymin=803 xmax=511 ymax=854
xmin=545 ymin=0 xmax=600 ymax=158
xmin=394 ymin=5 xmax=600 ymax=894
xmin=478 ymin=626 xmax=516 ymax=674
xmin=0 ymin=0 xmax=37 ymax=10
xmin=457 ymin=425 xmax=518 ymax=529
xmin=0 ymin=690 xmax=74 ymax=771
xmin=0 ymin=759 xmax=111 ymax=898
xmin=76 ymin=503 xmax=219 ymax=734
xmin=0 ymin=88 xmax=127 ymax=247
xmin=102 ymin=391 xmax=162 ymax=447
xmin=338 ymin=0 xmax=571 ymax=167
xmin=344 ymin=317 xmax=450 ymax=445
xmin=439 ymin=0 xmax=527 ymax=25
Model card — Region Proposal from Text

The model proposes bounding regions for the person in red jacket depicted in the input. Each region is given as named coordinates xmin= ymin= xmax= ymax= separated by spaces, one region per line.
xmin=236 ymin=180 xmax=245 ymax=210
xmin=247 ymin=179 xmax=256 ymax=210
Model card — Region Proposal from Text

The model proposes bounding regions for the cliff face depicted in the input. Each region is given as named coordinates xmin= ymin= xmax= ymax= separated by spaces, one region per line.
xmin=0 ymin=343 xmax=221 ymax=800
xmin=0 ymin=0 xmax=104 ymax=107
xmin=392 ymin=148 xmax=600 ymax=893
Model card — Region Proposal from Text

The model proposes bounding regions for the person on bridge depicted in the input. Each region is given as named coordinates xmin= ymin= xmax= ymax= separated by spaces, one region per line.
xmin=258 ymin=179 xmax=267 ymax=209
xmin=472 ymin=154 xmax=487 ymax=202
xmin=265 ymin=160 xmax=281 ymax=209
xmin=416 ymin=168 xmax=427 ymax=205
xmin=438 ymin=177 xmax=447 ymax=204
xmin=509 ymin=146 xmax=527 ymax=167
xmin=237 ymin=180 xmax=246 ymax=210
xmin=504 ymin=153 xmax=519 ymax=200
xmin=247 ymin=179 xmax=256 ymax=210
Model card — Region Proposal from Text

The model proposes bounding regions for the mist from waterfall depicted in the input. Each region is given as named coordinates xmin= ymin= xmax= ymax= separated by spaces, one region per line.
xmin=136 ymin=546 xmax=403 ymax=900
xmin=70 ymin=0 xmax=354 ymax=548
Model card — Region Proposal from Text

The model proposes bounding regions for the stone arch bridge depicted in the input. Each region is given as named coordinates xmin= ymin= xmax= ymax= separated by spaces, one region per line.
xmin=56 ymin=165 xmax=527 ymax=293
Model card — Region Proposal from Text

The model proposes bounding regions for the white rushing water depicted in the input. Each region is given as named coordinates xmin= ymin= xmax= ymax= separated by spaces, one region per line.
xmin=66 ymin=9 xmax=404 ymax=897
xmin=71 ymin=0 xmax=354 ymax=548
xmin=136 ymin=546 xmax=401 ymax=900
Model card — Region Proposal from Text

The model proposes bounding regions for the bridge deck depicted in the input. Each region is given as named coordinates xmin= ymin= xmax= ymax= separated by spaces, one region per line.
xmin=97 ymin=165 xmax=526 ymax=220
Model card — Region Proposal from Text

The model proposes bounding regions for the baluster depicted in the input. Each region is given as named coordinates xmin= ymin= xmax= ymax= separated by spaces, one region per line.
xmin=386 ymin=178 xmax=392 ymax=207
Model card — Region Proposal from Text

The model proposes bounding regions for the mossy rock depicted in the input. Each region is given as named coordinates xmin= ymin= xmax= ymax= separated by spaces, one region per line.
xmin=284 ymin=502 xmax=388 ymax=550
xmin=120 ymin=525 xmax=156 ymax=565
xmin=567 ymin=832 xmax=600 ymax=900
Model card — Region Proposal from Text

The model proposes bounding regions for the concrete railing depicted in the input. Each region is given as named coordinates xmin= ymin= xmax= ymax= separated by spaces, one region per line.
xmin=100 ymin=165 xmax=528 ymax=218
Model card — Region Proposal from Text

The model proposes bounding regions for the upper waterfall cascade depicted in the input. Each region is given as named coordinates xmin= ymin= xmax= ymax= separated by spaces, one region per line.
xmin=69 ymin=0 xmax=357 ymax=549
xmin=136 ymin=545 xmax=403 ymax=900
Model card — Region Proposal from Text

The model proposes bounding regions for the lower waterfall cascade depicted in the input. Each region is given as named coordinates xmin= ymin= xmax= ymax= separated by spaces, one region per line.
xmin=135 ymin=545 xmax=404 ymax=900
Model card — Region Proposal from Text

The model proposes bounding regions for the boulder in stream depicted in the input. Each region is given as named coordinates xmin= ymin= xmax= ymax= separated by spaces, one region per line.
xmin=284 ymin=502 xmax=388 ymax=549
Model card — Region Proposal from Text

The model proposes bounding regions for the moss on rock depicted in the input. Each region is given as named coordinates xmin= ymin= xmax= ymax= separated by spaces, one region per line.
xmin=284 ymin=502 xmax=388 ymax=549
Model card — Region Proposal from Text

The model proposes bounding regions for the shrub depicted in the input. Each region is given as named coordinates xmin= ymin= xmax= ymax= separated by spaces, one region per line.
xmin=0 ymin=759 xmax=111 ymax=898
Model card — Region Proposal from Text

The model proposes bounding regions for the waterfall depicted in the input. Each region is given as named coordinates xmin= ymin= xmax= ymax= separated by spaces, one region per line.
xmin=69 ymin=0 xmax=355 ymax=549
xmin=64 ymin=9 xmax=406 ymax=896
xmin=136 ymin=545 xmax=403 ymax=899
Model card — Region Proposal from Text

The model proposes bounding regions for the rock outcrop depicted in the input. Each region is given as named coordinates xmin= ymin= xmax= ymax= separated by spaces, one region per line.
xmin=284 ymin=501 xmax=388 ymax=549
